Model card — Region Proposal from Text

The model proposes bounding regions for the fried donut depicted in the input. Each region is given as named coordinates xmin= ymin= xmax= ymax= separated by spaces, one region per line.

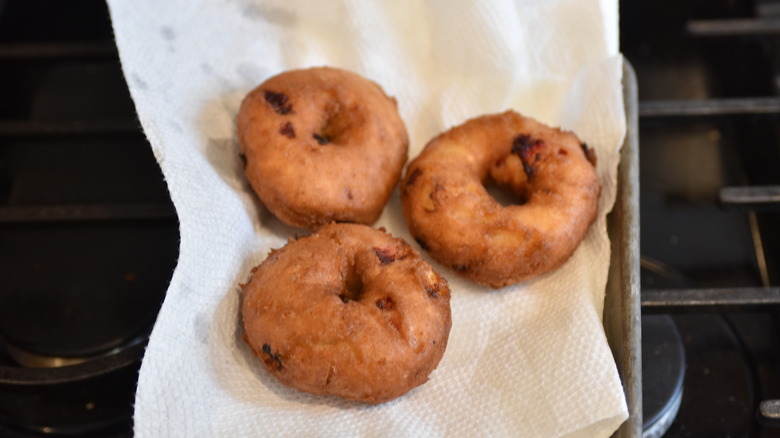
xmin=241 ymin=223 xmax=452 ymax=404
xmin=237 ymin=67 xmax=409 ymax=229
xmin=401 ymin=111 xmax=600 ymax=288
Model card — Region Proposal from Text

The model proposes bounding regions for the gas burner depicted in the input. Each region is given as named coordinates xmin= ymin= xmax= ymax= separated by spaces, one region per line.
xmin=0 ymin=344 xmax=142 ymax=437
xmin=642 ymin=315 xmax=685 ymax=438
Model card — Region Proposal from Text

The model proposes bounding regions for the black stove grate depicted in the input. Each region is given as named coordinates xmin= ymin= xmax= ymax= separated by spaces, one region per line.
xmin=623 ymin=0 xmax=780 ymax=436
xmin=0 ymin=1 xmax=179 ymax=436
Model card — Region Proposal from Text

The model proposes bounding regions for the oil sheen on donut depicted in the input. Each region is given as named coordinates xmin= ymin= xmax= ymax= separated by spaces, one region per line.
xmin=237 ymin=67 xmax=409 ymax=229
xmin=241 ymin=223 xmax=452 ymax=404
xmin=401 ymin=111 xmax=600 ymax=289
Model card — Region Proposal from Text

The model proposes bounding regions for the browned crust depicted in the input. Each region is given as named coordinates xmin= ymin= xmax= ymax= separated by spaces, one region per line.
xmin=400 ymin=111 xmax=601 ymax=288
xmin=237 ymin=67 xmax=409 ymax=229
xmin=241 ymin=223 xmax=452 ymax=404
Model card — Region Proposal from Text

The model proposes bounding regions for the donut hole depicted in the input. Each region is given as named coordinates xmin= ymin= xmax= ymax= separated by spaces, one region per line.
xmin=317 ymin=102 xmax=366 ymax=146
xmin=486 ymin=154 xmax=530 ymax=206
xmin=340 ymin=266 xmax=366 ymax=303
xmin=483 ymin=178 xmax=528 ymax=207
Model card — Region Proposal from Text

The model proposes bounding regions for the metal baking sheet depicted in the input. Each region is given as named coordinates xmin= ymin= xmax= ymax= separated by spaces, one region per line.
xmin=604 ymin=58 xmax=642 ymax=438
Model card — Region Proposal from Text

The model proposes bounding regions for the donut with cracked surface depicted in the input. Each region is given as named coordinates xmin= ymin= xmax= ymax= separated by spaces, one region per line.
xmin=241 ymin=223 xmax=452 ymax=404
xmin=401 ymin=111 xmax=600 ymax=289
xmin=237 ymin=67 xmax=408 ymax=229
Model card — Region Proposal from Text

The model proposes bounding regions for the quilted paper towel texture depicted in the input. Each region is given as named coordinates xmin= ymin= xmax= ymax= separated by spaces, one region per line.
xmin=107 ymin=0 xmax=628 ymax=436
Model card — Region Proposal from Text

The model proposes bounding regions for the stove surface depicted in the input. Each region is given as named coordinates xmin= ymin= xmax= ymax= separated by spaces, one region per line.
xmin=0 ymin=1 xmax=178 ymax=436
xmin=623 ymin=0 xmax=780 ymax=436
xmin=2 ymin=1 xmax=780 ymax=437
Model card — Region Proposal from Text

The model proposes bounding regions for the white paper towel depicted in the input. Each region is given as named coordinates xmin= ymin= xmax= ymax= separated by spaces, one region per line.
xmin=107 ymin=0 xmax=628 ymax=436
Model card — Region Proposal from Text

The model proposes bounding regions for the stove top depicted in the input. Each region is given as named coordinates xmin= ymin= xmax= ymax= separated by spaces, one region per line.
xmin=623 ymin=0 xmax=780 ymax=436
xmin=0 ymin=1 xmax=177 ymax=436
xmin=1 ymin=0 xmax=780 ymax=437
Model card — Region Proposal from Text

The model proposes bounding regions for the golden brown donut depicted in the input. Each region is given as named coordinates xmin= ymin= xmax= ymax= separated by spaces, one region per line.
xmin=401 ymin=111 xmax=600 ymax=288
xmin=237 ymin=67 xmax=409 ymax=229
xmin=241 ymin=223 xmax=451 ymax=404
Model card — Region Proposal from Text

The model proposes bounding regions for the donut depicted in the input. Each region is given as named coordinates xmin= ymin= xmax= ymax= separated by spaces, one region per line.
xmin=237 ymin=67 xmax=409 ymax=229
xmin=401 ymin=111 xmax=600 ymax=288
xmin=241 ymin=223 xmax=452 ymax=404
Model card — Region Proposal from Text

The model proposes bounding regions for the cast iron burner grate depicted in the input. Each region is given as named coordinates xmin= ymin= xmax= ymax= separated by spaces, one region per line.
xmin=623 ymin=0 xmax=780 ymax=436
xmin=0 ymin=1 xmax=179 ymax=436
